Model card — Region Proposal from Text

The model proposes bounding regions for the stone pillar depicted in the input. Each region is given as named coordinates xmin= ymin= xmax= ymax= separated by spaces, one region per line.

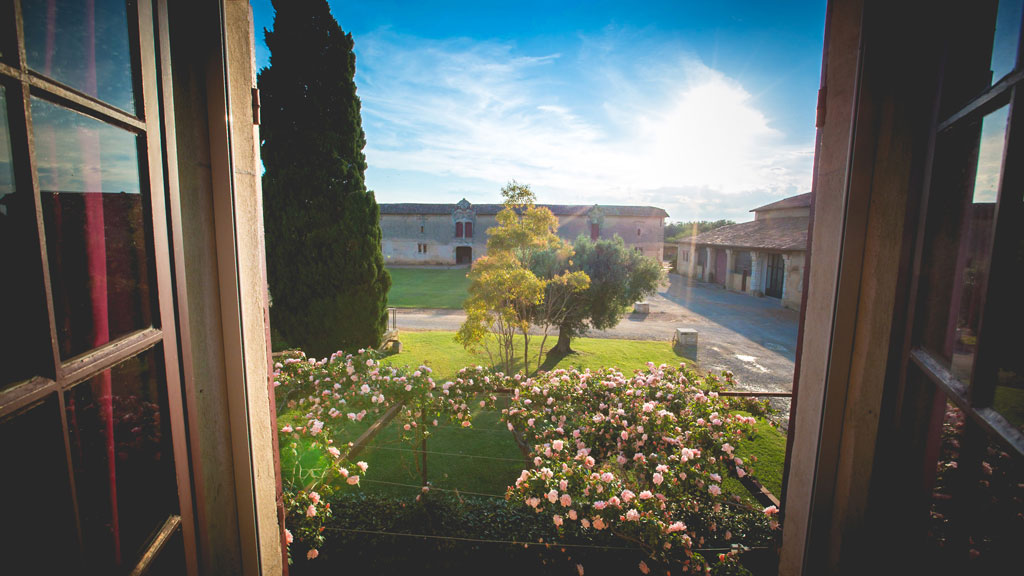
xmin=725 ymin=249 xmax=735 ymax=290
xmin=750 ymin=251 xmax=762 ymax=295
xmin=704 ymin=246 xmax=714 ymax=282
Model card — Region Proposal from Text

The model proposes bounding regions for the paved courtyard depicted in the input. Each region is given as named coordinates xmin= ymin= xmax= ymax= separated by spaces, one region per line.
xmin=395 ymin=273 xmax=799 ymax=395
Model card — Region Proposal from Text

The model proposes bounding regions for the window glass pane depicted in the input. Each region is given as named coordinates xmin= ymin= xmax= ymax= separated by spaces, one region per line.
xmin=0 ymin=396 xmax=79 ymax=573
xmin=941 ymin=0 xmax=1022 ymax=117
xmin=991 ymin=0 xmax=1024 ymax=83
xmin=1 ymin=86 xmax=51 ymax=386
xmin=0 ymin=0 xmax=15 ymax=64
xmin=65 ymin=346 xmax=179 ymax=574
xmin=917 ymin=106 xmax=1008 ymax=382
xmin=32 ymin=98 xmax=153 ymax=359
xmin=21 ymin=0 xmax=136 ymax=113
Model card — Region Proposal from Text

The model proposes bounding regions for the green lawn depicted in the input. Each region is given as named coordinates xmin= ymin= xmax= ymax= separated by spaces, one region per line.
xmin=375 ymin=330 xmax=788 ymax=500
xmin=386 ymin=267 xmax=471 ymax=309
xmin=347 ymin=396 xmax=526 ymax=499
xmin=385 ymin=330 xmax=694 ymax=381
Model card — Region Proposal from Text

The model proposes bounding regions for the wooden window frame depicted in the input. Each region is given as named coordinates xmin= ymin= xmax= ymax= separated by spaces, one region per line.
xmin=0 ymin=0 xmax=198 ymax=573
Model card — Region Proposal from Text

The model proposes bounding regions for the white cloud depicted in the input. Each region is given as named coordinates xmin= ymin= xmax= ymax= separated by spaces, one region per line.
xmin=357 ymin=32 xmax=813 ymax=221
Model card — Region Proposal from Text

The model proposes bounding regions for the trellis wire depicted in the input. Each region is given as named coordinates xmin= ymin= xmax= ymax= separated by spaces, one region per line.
xmin=323 ymin=525 xmax=771 ymax=554
xmin=364 ymin=444 xmax=526 ymax=462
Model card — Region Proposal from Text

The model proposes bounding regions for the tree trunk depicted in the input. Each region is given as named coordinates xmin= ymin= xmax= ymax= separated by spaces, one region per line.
xmin=552 ymin=330 xmax=574 ymax=354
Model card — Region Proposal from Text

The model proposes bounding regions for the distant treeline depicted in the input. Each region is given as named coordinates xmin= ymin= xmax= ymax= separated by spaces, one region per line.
xmin=665 ymin=219 xmax=736 ymax=241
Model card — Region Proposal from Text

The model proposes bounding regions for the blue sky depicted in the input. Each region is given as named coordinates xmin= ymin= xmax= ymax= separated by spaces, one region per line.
xmin=251 ymin=1 xmax=827 ymax=222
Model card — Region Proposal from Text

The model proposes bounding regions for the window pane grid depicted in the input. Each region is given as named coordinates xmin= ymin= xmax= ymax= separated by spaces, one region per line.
xmin=0 ymin=1 xmax=189 ymax=572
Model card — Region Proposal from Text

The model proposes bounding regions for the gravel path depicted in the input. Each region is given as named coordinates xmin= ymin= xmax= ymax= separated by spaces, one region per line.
xmin=395 ymin=274 xmax=798 ymax=396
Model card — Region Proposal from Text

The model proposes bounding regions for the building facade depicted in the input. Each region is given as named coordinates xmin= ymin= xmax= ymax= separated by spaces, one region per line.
xmin=379 ymin=199 xmax=668 ymax=265
xmin=674 ymin=193 xmax=810 ymax=310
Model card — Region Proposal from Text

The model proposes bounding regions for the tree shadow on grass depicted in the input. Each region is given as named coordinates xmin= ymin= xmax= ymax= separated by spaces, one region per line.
xmin=537 ymin=347 xmax=578 ymax=374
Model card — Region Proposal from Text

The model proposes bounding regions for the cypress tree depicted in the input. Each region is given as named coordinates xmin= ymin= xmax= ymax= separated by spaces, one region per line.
xmin=259 ymin=0 xmax=390 ymax=358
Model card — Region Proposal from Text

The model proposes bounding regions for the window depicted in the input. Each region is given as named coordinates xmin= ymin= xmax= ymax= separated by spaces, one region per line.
xmin=420 ymin=224 xmax=424 ymax=234
xmin=455 ymin=221 xmax=463 ymax=238
xmin=465 ymin=221 xmax=473 ymax=238
xmin=0 ymin=0 xmax=192 ymax=573
xmin=637 ymin=227 xmax=642 ymax=237
xmin=908 ymin=0 xmax=1023 ymax=454
xmin=590 ymin=222 xmax=599 ymax=240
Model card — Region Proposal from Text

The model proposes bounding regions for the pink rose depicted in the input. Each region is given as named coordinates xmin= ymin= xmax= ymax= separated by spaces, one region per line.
xmin=285 ymin=528 xmax=293 ymax=544
xmin=307 ymin=548 xmax=319 ymax=560
xmin=306 ymin=504 xmax=316 ymax=517
xmin=347 ymin=475 xmax=360 ymax=485
xmin=310 ymin=492 xmax=321 ymax=505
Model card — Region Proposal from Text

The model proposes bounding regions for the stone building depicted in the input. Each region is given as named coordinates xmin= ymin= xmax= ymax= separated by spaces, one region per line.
xmin=379 ymin=199 xmax=668 ymax=265
xmin=674 ymin=193 xmax=810 ymax=310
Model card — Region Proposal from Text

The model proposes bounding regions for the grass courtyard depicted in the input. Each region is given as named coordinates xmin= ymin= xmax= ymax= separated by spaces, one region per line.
xmin=385 ymin=330 xmax=699 ymax=380
xmin=386 ymin=267 xmax=470 ymax=309
xmin=357 ymin=330 xmax=788 ymax=501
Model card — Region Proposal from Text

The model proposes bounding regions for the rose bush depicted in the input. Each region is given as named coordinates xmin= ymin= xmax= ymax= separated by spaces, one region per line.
xmin=276 ymin=349 xmax=779 ymax=572
xmin=501 ymin=362 xmax=779 ymax=573
xmin=274 ymin=349 xmax=499 ymax=562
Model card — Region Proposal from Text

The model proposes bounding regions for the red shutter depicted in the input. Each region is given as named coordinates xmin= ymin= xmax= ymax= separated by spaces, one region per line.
xmin=465 ymin=222 xmax=473 ymax=238
xmin=455 ymin=221 xmax=463 ymax=237
xmin=591 ymin=222 xmax=599 ymax=240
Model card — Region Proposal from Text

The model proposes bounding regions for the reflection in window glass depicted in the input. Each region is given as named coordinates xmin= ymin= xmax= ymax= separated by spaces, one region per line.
xmin=32 ymin=98 xmax=153 ymax=359
xmin=949 ymin=107 xmax=1007 ymax=382
xmin=991 ymin=0 xmax=1024 ymax=84
xmin=22 ymin=0 xmax=136 ymax=112
xmin=65 ymin=346 xmax=178 ymax=573
xmin=0 ymin=397 xmax=79 ymax=574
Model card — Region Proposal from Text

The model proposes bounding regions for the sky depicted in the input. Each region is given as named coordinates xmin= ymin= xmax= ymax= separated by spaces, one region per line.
xmin=250 ymin=1 xmax=827 ymax=223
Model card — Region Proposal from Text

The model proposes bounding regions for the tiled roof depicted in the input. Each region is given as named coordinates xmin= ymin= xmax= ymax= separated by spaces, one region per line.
xmin=677 ymin=217 xmax=809 ymax=251
xmin=751 ymin=192 xmax=812 ymax=213
xmin=380 ymin=203 xmax=668 ymax=219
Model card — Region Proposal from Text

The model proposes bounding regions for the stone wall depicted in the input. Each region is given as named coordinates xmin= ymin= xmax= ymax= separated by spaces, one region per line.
xmin=380 ymin=212 xmax=664 ymax=265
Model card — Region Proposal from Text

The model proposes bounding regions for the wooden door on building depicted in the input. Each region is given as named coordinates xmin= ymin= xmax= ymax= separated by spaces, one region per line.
xmin=765 ymin=253 xmax=784 ymax=298
xmin=456 ymin=246 xmax=472 ymax=264
xmin=714 ymin=250 xmax=727 ymax=285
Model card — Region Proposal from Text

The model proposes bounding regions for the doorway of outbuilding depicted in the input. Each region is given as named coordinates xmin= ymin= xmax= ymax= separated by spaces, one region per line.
xmin=456 ymin=246 xmax=472 ymax=264
xmin=766 ymin=253 xmax=784 ymax=298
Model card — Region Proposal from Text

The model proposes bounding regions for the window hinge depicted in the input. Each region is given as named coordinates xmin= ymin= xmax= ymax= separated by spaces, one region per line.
xmin=816 ymin=85 xmax=827 ymax=128
xmin=252 ymin=87 xmax=261 ymax=126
